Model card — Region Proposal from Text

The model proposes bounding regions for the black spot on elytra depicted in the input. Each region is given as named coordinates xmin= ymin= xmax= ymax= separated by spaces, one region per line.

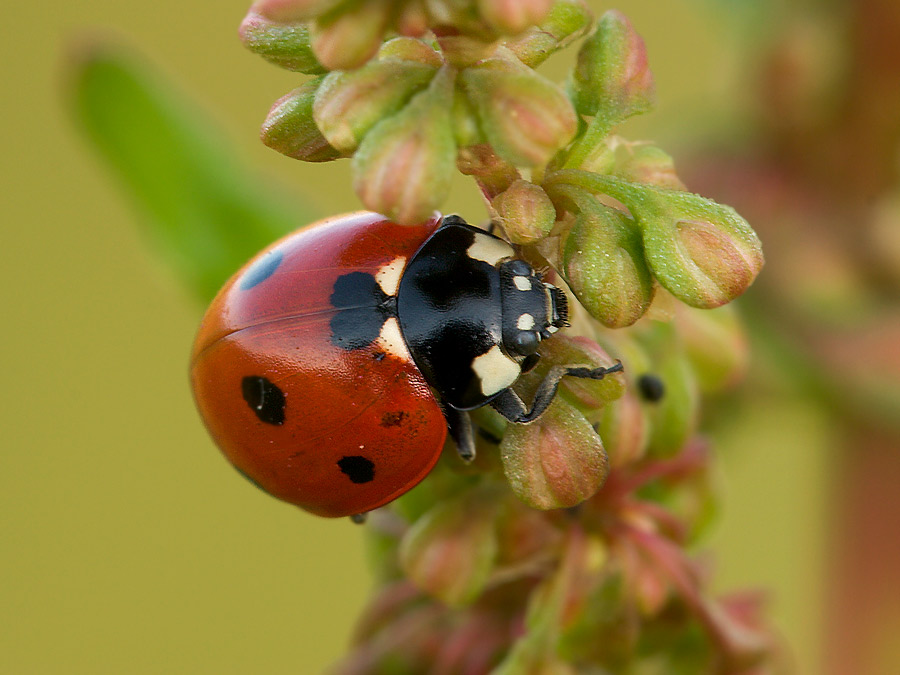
xmin=239 ymin=250 xmax=282 ymax=290
xmin=330 ymin=272 xmax=396 ymax=351
xmin=637 ymin=374 xmax=665 ymax=403
xmin=242 ymin=376 xmax=285 ymax=425
xmin=337 ymin=456 xmax=375 ymax=484
xmin=381 ymin=411 xmax=408 ymax=427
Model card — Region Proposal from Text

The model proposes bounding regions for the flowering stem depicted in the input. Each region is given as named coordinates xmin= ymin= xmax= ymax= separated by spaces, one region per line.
xmin=563 ymin=113 xmax=614 ymax=169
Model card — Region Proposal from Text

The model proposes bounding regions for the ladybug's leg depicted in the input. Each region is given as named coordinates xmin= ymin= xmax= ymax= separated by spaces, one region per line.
xmin=443 ymin=404 xmax=476 ymax=463
xmin=349 ymin=513 xmax=368 ymax=524
xmin=490 ymin=362 xmax=624 ymax=424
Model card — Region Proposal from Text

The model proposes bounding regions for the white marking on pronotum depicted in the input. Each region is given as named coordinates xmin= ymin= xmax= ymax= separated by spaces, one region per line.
xmin=472 ymin=345 xmax=520 ymax=397
xmin=375 ymin=256 xmax=406 ymax=296
xmin=514 ymin=276 xmax=531 ymax=292
xmin=546 ymin=325 xmax=559 ymax=334
xmin=377 ymin=317 xmax=410 ymax=360
xmin=517 ymin=313 xmax=535 ymax=331
xmin=467 ymin=233 xmax=514 ymax=266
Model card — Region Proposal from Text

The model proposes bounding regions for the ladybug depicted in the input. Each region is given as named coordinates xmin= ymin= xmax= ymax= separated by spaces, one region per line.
xmin=191 ymin=212 xmax=622 ymax=519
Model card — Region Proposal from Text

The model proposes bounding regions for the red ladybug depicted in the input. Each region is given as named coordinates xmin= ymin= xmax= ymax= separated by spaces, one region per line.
xmin=191 ymin=212 xmax=621 ymax=519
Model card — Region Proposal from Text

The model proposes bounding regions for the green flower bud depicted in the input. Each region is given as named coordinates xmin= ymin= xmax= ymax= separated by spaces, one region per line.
xmin=353 ymin=67 xmax=457 ymax=224
xmin=643 ymin=207 xmax=764 ymax=309
xmin=673 ymin=304 xmax=748 ymax=393
xmin=571 ymin=9 xmax=655 ymax=123
xmin=311 ymin=0 xmax=392 ymax=70
xmin=493 ymin=180 xmax=556 ymax=244
xmin=559 ymin=201 xmax=655 ymax=328
xmin=615 ymin=143 xmax=685 ymax=191
xmin=546 ymin=172 xmax=764 ymax=308
xmin=250 ymin=0 xmax=343 ymax=23
xmin=505 ymin=0 xmax=593 ymax=68
xmin=260 ymin=77 xmax=342 ymax=161
xmin=239 ymin=13 xmax=327 ymax=74
xmin=477 ymin=0 xmax=553 ymax=35
xmin=500 ymin=396 xmax=609 ymax=510
xmin=460 ymin=56 xmax=577 ymax=167
xmin=314 ymin=60 xmax=436 ymax=152
xmin=398 ymin=491 xmax=499 ymax=606
xmin=595 ymin=389 xmax=648 ymax=468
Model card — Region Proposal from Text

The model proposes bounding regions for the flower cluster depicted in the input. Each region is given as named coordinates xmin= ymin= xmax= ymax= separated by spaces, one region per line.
xmin=240 ymin=0 xmax=776 ymax=670
xmin=332 ymin=316 xmax=775 ymax=671
xmin=243 ymin=0 xmax=561 ymax=71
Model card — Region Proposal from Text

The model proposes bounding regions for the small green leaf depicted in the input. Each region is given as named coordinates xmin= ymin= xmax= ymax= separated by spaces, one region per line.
xmin=69 ymin=45 xmax=316 ymax=302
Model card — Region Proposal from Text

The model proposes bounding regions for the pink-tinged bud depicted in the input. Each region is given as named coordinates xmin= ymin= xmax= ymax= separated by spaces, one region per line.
xmin=615 ymin=143 xmax=685 ymax=191
xmin=477 ymin=0 xmax=553 ymax=35
xmin=395 ymin=2 xmax=429 ymax=38
xmin=500 ymin=396 xmax=609 ymax=510
xmin=239 ymin=13 xmax=326 ymax=73
xmin=505 ymin=0 xmax=593 ymax=68
xmin=311 ymin=1 xmax=392 ymax=70
xmin=559 ymin=204 xmax=655 ymax=328
xmin=492 ymin=180 xmax=556 ymax=244
xmin=313 ymin=60 xmax=436 ymax=152
xmin=460 ymin=57 xmax=577 ymax=167
xmin=530 ymin=335 xmax=626 ymax=412
xmin=644 ymin=351 xmax=699 ymax=458
xmin=250 ymin=0 xmax=343 ymax=22
xmin=571 ymin=10 xmax=655 ymax=123
xmin=545 ymin=172 xmax=764 ymax=308
xmin=595 ymin=389 xmax=648 ymax=468
xmin=642 ymin=203 xmax=765 ymax=309
xmin=398 ymin=491 xmax=499 ymax=606
xmin=352 ymin=67 xmax=457 ymax=224
xmin=260 ymin=77 xmax=342 ymax=161
xmin=673 ymin=304 xmax=749 ymax=393
xmin=378 ymin=37 xmax=443 ymax=68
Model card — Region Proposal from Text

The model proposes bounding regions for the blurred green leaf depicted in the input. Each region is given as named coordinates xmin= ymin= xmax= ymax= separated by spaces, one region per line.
xmin=69 ymin=44 xmax=318 ymax=302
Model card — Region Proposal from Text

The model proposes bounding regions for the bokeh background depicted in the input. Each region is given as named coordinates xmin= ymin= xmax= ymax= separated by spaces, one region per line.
xmin=3 ymin=0 xmax=898 ymax=672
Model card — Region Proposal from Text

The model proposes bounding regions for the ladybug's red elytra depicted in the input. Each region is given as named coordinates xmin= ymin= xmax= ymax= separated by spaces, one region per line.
xmin=190 ymin=212 xmax=621 ymax=519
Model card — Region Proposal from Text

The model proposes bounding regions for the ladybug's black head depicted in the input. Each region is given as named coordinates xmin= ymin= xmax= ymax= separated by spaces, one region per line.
xmin=499 ymin=259 xmax=569 ymax=360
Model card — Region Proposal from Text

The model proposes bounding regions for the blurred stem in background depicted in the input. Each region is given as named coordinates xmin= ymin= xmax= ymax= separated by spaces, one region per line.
xmin=685 ymin=0 xmax=900 ymax=672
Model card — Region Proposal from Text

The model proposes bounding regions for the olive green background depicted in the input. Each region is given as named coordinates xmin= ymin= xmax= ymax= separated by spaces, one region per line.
xmin=1 ymin=1 xmax=827 ymax=672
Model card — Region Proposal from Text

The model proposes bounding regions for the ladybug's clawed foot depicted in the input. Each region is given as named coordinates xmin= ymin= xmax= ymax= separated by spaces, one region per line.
xmin=490 ymin=361 xmax=625 ymax=425
xmin=350 ymin=513 xmax=368 ymax=524
xmin=568 ymin=360 xmax=625 ymax=380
